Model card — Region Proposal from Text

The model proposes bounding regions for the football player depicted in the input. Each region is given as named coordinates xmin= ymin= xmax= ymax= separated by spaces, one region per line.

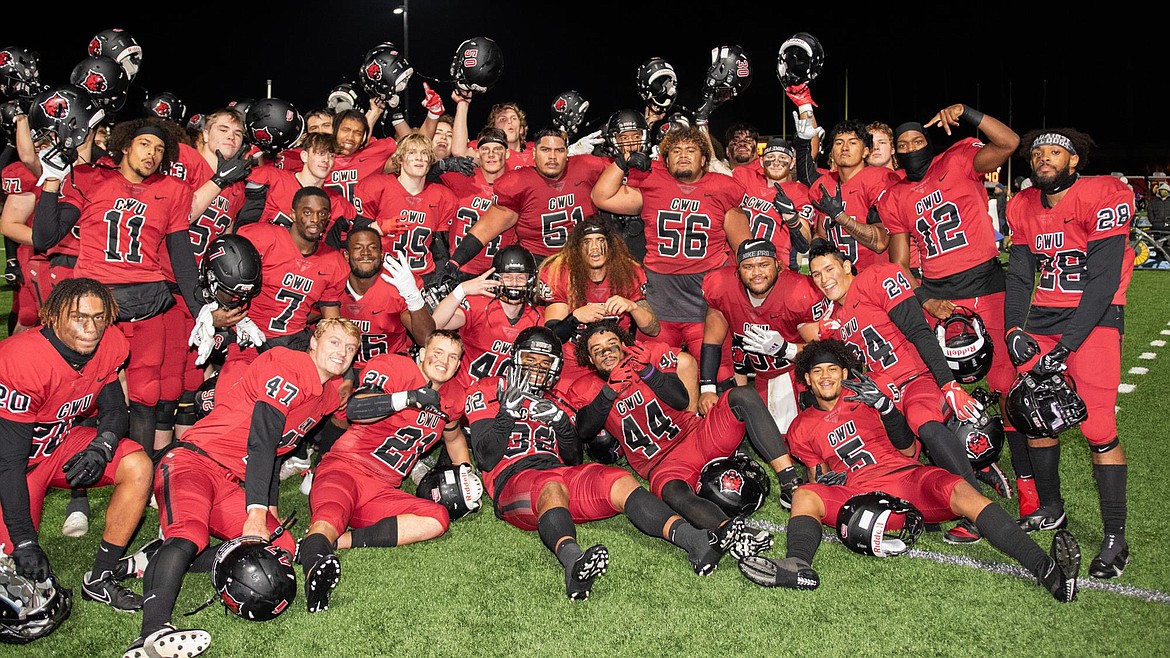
xmin=464 ymin=327 xmax=737 ymax=600
xmin=298 ymin=330 xmax=467 ymax=613
xmin=732 ymin=138 xmax=813 ymax=271
xmin=1003 ymin=128 xmax=1134 ymax=579
xmin=0 ymin=279 xmax=153 ymax=612
xmin=803 ymin=239 xmax=988 ymax=543
xmin=441 ymin=128 xmax=516 ymax=277
xmin=737 ymin=339 xmax=1081 ymax=605
xmin=125 ymin=318 xmax=360 ymax=658
xmin=325 ymin=108 xmax=398 ymax=205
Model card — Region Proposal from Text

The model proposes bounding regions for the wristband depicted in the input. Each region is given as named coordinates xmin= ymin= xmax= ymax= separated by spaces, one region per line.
xmin=700 ymin=385 xmax=717 ymax=395
xmin=453 ymin=284 xmax=467 ymax=303
xmin=797 ymin=103 xmax=813 ymax=115
xmin=426 ymin=111 xmax=442 ymax=121
xmin=961 ymin=105 xmax=985 ymax=126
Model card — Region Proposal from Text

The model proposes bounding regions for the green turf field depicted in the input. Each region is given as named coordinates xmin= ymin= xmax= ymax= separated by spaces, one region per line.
xmin=2 ymin=271 xmax=1168 ymax=658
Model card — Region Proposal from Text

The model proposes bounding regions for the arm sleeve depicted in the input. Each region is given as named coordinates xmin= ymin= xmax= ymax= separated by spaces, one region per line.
xmin=888 ymin=296 xmax=954 ymax=385
xmin=642 ymin=367 xmax=690 ymax=411
xmin=1004 ymin=244 xmax=1037 ymax=330
xmin=793 ymin=137 xmax=818 ymax=187
xmin=96 ymin=379 xmax=129 ymax=440
xmin=552 ymin=415 xmax=582 ymax=466
xmin=243 ymin=401 xmax=286 ymax=510
xmin=787 ymin=221 xmax=810 ymax=253
xmin=1059 ymin=235 xmax=1126 ymax=351
xmin=0 ymin=417 xmax=38 ymax=545
xmin=467 ymin=411 xmax=517 ymax=473
xmin=32 ymin=191 xmax=81 ymax=252
xmin=235 ymin=183 xmax=267 ymax=228
xmin=880 ymin=407 xmax=917 ymax=451
xmin=574 ymin=386 xmax=616 ymax=441
xmin=166 ymin=230 xmax=203 ymax=317
xmin=431 ymin=231 xmax=451 ymax=271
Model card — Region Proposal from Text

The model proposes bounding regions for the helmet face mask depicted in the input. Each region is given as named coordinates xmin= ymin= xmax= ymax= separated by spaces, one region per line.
xmin=201 ymin=234 xmax=262 ymax=310
xmin=697 ymin=453 xmax=771 ymax=516
xmin=0 ymin=561 xmax=72 ymax=645
xmin=490 ymin=245 xmax=536 ymax=303
xmin=1003 ymin=371 xmax=1088 ymax=439
xmin=636 ymin=57 xmax=677 ymax=110
xmin=510 ymin=326 xmax=564 ymax=395
xmin=0 ymin=47 xmax=42 ymax=99
xmin=935 ymin=307 xmax=994 ymax=384
xmin=606 ymin=109 xmax=649 ymax=157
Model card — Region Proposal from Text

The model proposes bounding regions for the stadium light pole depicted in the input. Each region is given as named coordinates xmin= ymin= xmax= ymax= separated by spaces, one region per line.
xmin=394 ymin=2 xmax=409 ymax=118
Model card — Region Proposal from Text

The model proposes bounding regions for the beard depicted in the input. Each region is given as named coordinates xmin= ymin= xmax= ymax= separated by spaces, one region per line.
xmin=1031 ymin=164 xmax=1078 ymax=194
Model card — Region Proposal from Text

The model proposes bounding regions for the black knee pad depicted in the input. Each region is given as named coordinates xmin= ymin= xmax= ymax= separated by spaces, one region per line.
xmin=173 ymin=390 xmax=198 ymax=426
xmin=155 ymin=399 xmax=179 ymax=431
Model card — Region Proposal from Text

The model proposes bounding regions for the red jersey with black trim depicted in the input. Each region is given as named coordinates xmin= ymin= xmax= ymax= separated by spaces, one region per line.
xmin=0 ymin=325 xmax=128 ymax=464
xmin=70 ymin=169 xmax=194 ymax=284
xmin=327 ymin=138 xmax=398 ymax=204
xmin=340 ymin=277 xmax=411 ymax=368
xmin=1005 ymin=176 xmax=1134 ymax=308
xmin=170 ymin=143 xmax=248 ymax=264
xmin=183 ymin=347 xmax=344 ymax=481
xmin=733 ymin=166 xmax=814 ymax=267
xmin=536 ymin=259 xmax=647 ymax=331
xmin=810 ymin=166 xmax=901 ymax=271
xmin=328 ymin=354 xmax=464 ymax=486
xmin=817 ymin=262 xmax=927 ymax=394
xmin=442 ymin=169 xmax=516 ymax=275
xmin=454 ymin=295 xmax=541 ymax=389
xmin=563 ymin=341 xmax=699 ymax=477
xmin=53 ymin=161 xmax=111 ymax=259
xmin=877 ymin=139 xmax=999 ymax=280
xmin=702 ymin=266 xmax=822 ymax=382
xmin=235 ymin=222 xmax=348 ymax=337
xmin=630 ymin=168 xmax=746 ymax=274
xmin=468 ymin=140 xmax=535 ymax=170
xmin=247 ymin=164 xmax=359 ymax=234
xmin=491 ymin=155 xmax=608 ymax=257
xmin=786 ymin=400 xmax=919 ymax=480
xmin=354 ymin=175 xmax=458 ymax=275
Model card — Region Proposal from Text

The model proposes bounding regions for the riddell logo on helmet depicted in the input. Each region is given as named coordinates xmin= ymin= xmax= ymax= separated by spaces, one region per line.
xmin=943 ymin=342 xmax=982 ymax=359
xmin=719 ymin=469 xmax=744 ymax=495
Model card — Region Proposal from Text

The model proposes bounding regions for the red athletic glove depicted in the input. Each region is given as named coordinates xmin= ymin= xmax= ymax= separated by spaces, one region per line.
xmin=421 ymin=81 xmax=446 ymax=119
xmin=942 ymin=381 xmax=984 ymax=422
xmin=785 ymin=83 xmax=817 ymax=110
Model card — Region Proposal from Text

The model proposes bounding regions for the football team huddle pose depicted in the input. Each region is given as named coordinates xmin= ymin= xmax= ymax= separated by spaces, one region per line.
xmin=0 ymin=28 xmax=1134 ymax=656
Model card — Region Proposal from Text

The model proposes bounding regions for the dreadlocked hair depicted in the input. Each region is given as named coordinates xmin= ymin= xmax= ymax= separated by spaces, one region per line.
xmin=540 ymin=215 xmax=642 ymax=309
xmin=39 ymin=277 xmax=118 ymax=328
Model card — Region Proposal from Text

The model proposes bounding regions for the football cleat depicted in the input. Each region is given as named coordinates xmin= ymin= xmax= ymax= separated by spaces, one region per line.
xmin=81 ymin=570 xmax=143 ymax=612
xmin=143 ymin=624 xmax=211 ymax=658
xmin=1017 ymin=477 xmax=1040 ymax=517
xmin=62 ymin=510 xmax=90 ymax=538
xmin=566 ymin=544 xmax=609 ymax=601
xmin=1018 ymin=506 xmax=1068 ymax=533
xmin=113 ymin=538 xmax=164 ymax=581
xmin=1040 ymin=530 xmax=1080 ymax=602
xmin=737 ymin=556 xmax=820 ymax=590
xmin=779 ymin=482 xmax=796 ymax=510
xmin=279 ymin=454 xmax=312 ymax=481
xmin=943 ymin=518 xmax=982 ymax=545
xmin=1089 ymin=533 xmax=1129 ymax=579
xmin=976 ymin=463 xmax=1013 ymax=499
xmin=299 ymin=468 xmax=314 ymax=495
xmin=306 ymin=553 xmax=342 ymax=613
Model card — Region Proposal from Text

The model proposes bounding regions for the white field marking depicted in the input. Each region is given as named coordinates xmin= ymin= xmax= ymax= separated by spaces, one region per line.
xmin=1161 ymin=329 xmax=1170 ymax=335
xmin=1119 ymin=384 xmax=1137 ymax=393
xmin=1128 ymin=367 xmax=1149 ymax=375
xmin=752 ymin=520 xmax=1170 ymax=604
xmin=1139 ymin=352 xmax=1158 ymax=360
xmin=1152 ymin=340 xmax=1167 ymax=347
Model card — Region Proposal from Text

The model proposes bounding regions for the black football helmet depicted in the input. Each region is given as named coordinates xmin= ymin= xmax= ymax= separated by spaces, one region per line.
xmin=510 ymin=326 xmax=563 ymax=395
xmin=451 ymin=37 xmax=503 ymax=95
xmin=635 ymin=57 xmax=677 ymax=110
xmin=211 ymin=537 xmax=296 ymax=621
xmin=491 ymin=244 xmax=537 ymax=303
xmin=550 ymin=90 xmax=589 ymax=137
xmin=703 ymin=45 xmax=752 ymax=105
xmin=0 ymin=565 xmax=72 ymax=645
xmin=696 ymin=453 xmax=771 ymax=517
xmin=1003 ymin=372 xmax=1088 ymax=439
xmin=777 ymin=32 xmax=825 ymax=87
xmin=586 ymin=429 xmax=623 ymax=465
xmin=187 ymin=113 xmax=205 ymax=132
xmin=415 ymin=463 xmax=484 ymax=520
xmin=361 ymin=43 xmax=412 ymax=106
xmin=200 ymin=234 xmax=262 ymax=310
xmin=947 ymin=390 xmax=1005 ymax=470
xmin=88 ymin=28 xmax=142 ymax=81
xmin=327 ymin=82 xmax=359 ymax=113
xmin=227 ymin=98 xmax=253 ymax=121
xmin=605 ymin=109 xmax=649 ymax=157
xmin=0 ymin=47 xmax=41 ymax=99
xmin=245 ymin=98 xmax=304 ymax=154
xmin=935 ymin=306 xmax=994 ymax=385
xmin=836 ymin=491 xmax=924 ymax=558
xmin=28 ymin=85 xmax=105 ymax=169
xmin=650 ymin=108 xmax=692 ymax=147
xmin=0 ymin=100 xmax=23 ymax=145
xmin=69 ymin=55 xmax=129 ymax=113
xmin=144 ymin=91 xmax=187 ymax=123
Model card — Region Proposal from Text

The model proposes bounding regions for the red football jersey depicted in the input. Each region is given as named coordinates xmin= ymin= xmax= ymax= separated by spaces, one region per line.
xmin=733 ymin=166 xmax=814 ymax=267
xmin=327 ymin=353 xmax=464 ymax=485
xmin=1 ymin=162 xmax=37 ymax=271
xmin=702 ymin=266 xmax=821 ymax=382
xmin=491 ymin=155 xmax=608 ymax=257
xmin=631 ymin=168 xmax=746 ymax=274
xmin=454 ymin=295 xmax=541 ymax=389
xmin=327 ymin=137 xmax=398 ymax=203
xmin=818 ymin=262 xmax=928 ymax=394
xmin=786 ymin=401 xmax=919 ymax=480
xmin=53 ymin=162 xmax=110 ymax=259
xmin=70 ymin=169 xmax=194 ymax=284
xmin=877 ymin=139 xmax=999 ymax=280
xmin=442 ymin=169 xmax=517 ymax=275
xmin=468 ymin=139 xmax=535 ymax=170
xmin=172 ymin=145 xmax=248 ymax=264
xmin=340 ymin=277 xmax=411 ymax=367
xmin=0 ymin=326 xmax=128 ymax=464
xmin=354 ymin=175 xmax=458 ymax=275
xmin=236 ymin=222 xmax=348 ymax=337
xmin=1005 ymin=176 xmax=1134 ymax=308
xmin=810 ymin=166 xmax=901 ymax=271
xmin=183 ymin=347 xmax=344 ymax=481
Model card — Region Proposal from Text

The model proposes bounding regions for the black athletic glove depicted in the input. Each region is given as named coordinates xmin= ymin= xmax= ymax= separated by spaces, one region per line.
xmin=429 ymin=156 xmax=476 ymax=178
xmin=772 ymin=185 xmax=800 ymax=228
xmin=614 ymin=150 xmax=651 ymax=174
xmin=1032 ymin=343 xmax=1070 ymax=377
xmin=815 ymin=469 xmax=848 ymax=486
xmin=62 ymin=431 xmax=119 ymax=488
xmin=13 ymin=540 xmax=52 ymax=582
xmin=694 ymin=95 xmax=719 ymax=126
xmin=211 ymin=145 xmax=256 ymax=188
xmin=438 ymin=259 xmax=464 ymax=286
xmin=1005 ymin=327 xmax=1041 ymax=368
xmin=841 ymin=373 xmax=895 ymax=416
xmin=405 ymin=386 xmax=442 ymax=413
xmin=811 ymin=183 xmax=846 ymax=222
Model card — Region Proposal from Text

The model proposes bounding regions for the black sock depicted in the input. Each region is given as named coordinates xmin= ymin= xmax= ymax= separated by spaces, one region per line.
xmin=187 ymin=545 xmax=216 ymax=573
xmin=140 ymin=538 xmax=198 ymax=637
xmin=66 ymin=488 xmax=90 ymax=516
xmin=538 ymin=507 xmax=580 ymax=569
xmin=973 ymin=503 xmax=1049 ymax=577
xmin=299 ymin=532 xmax=336 ymax=575
xmin=661 ymin=479 xmax=727 ymax=529
xmin=91 ymin=539 xmax=128 ymax=578
xmin=623 ymin=487 xmax=674 ymax=538
xmin=1005 ymin=430 xmax=1033 ymax=479
xmin=785 ymin=515 xmax=823 ymax=566
xmin=1027 ymin=443 xmax=1064 ymax=512
xmin=350 ymin=517 xmax=399 ymax=548
xmin=666 ymin=517 xmax=711 ymax=556
xmin=919 ymin=421 xmax=979 ymax=489
xmin=1093 ymin=463 xmax=1128 ymax=536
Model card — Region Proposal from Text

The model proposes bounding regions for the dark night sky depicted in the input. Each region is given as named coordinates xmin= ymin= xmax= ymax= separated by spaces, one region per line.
xmin=5 ymin=2 xmax=1165 ymax=177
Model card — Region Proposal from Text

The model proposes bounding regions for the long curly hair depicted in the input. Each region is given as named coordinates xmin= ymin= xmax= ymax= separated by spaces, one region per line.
xmin=107 ymin=117 xmax=183 ymax=173
xmin=540 ymin=215 xmax=641 ymax=309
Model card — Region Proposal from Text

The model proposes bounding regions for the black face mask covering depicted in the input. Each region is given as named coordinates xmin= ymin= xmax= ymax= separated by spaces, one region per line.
xmin=899 ymin=145 xmax=934 ymax=182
